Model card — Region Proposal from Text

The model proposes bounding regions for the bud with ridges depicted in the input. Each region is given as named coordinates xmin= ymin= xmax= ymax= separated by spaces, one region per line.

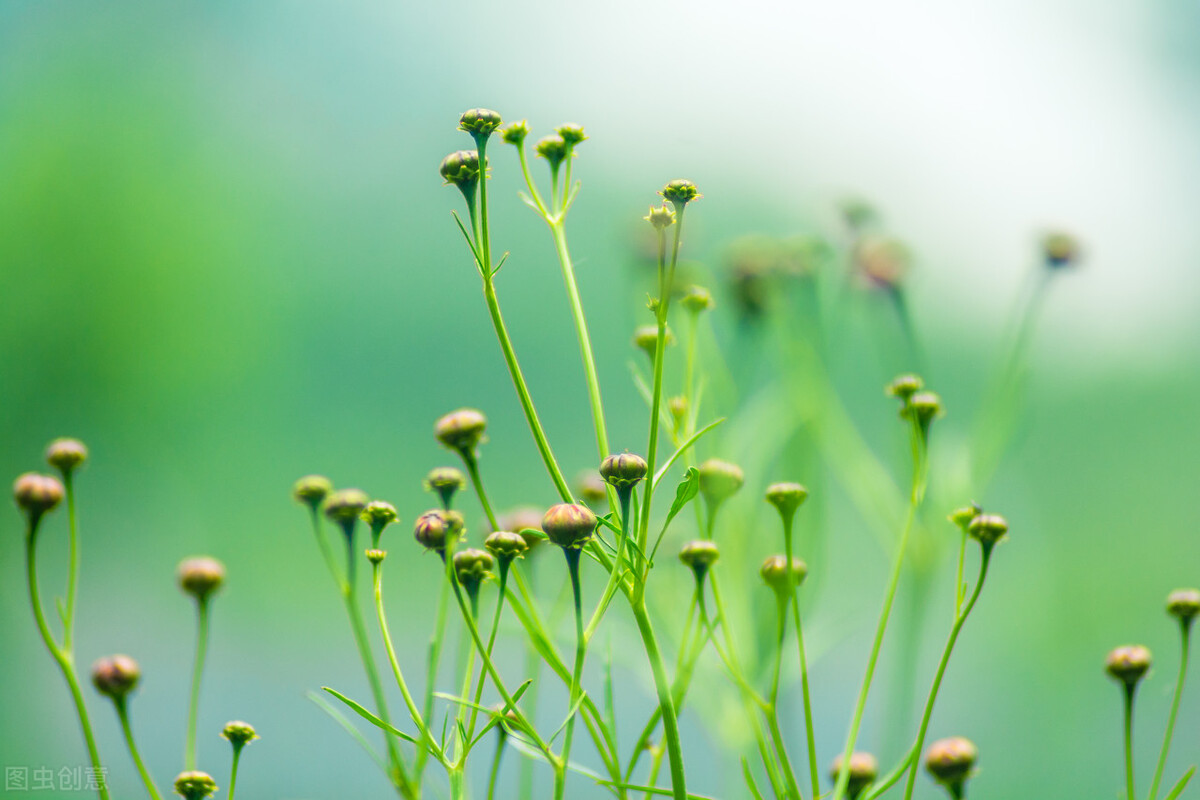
xmin=886 ymin=374 xmax=923 ymax=402
xmin=679 ymin=540 xmax=719 ymax=585
xmin=698 ymin=458 xmax=744 ymax=523
xmin=424 ymin=466 xmax=466 ymax=509
xmin=459 ymin=108 xmax=502 ymax=142
xmin=556 ymin=123 xmax=586 ymax=146
xmin=829 ymin=751 xmax=878 ymax=800
xmin=1106 ymin=644 xmax=1152 ymax=687
xmin=440 ymin=150 xmax=483 ymax=208
xmin=947 ymin=503 xmax=981 ymax=532
xmin=414 ymin=510 xmax=454 ymax=554
xmin=46 ymin=438 xmax=88 ymax=475
xmin=92 ymin=654 xmax=140 ymax=700
xmin=542 ymin=503 xmax=597 ymax=550
xmin=535 ymin=135 xmax=568 ymax=170
xmin=435 ymin=408 xmax=488 ymax=455
xmin=660 ymin=179 xmax=701 ymax=210
xmin=178 ymin=557 xmax=226 ymax=602
xmin=765 ymin=482 xmax=808 ymax=523
xmin=760 ymin=554 xmax=807 ymax=594
xmin=600 ymin=453 xmax=648 ymax=491
xmin=221 ymin=720 xmax=259 ymax=751
xmin=500 ymin=120 xmax=529 ymax=146
xmin=13 ymin=472 xmax=65 ymax=525
xmin=174 ymin=771 xmax=218 ymax=800
xmin=576 ymin=471 xmax=608 ymax=506
xmin=967 ymin=513 xmax=1007 ymax=550
xmin=1167 ymin=588 xmax=1200 ymax=624
xmin=924 ymin=737 xmax=977 ymax=798
xmin=485 ymin=530 xmax=528 ymax=567
xmin=366 ymin=548 xmax=387 ymax=565
xmin=453 ymin=548 xmax=494 ymax=612
xmin=644 ymin=204 xmax=675 ymax=230
xmin=361 ymin=500 xmax=398 ymax=548
xmin=292 ymin=474 xmax=332 ymax=510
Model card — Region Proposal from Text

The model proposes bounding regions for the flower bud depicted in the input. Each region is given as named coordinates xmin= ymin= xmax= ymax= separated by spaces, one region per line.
xmin=453 ymin=548 xmax=494 ymax=589
xmin=542 ymin=503 xmax=597 ymax=550
xmin=760 ymin=555 xmax=807 ymax=594
xmin=485 ymin=530 xmax=528 ymax=564
xmin=902 ymin=391 xmax=944 ymax=431
xmin=680 ymin=285 xmax=714 ymax=314
xmin=764 ymin=482 xmax=808 ymax=521
xmin=947 ymin=503 xmax=981 ymax=532
xmin=633 ymin=325 xmax=674 ymax=360
xmin=361 ymin=501 xmax=398 ymax=545
xmin=924 ymin=737 xmax=977 ymax=795
xmin=1106 ymin=645 xmax=1152 ymax=687
xmin=366 ymin=548 xmax=387 ymax=565
xmin=221 ymin=720 xmax=259 ymax=750
xmin=829 ymin=751 xmax=878 ymax=800
xmin=576 ymin=471 xmax=608 ymax=505
xmin=46 ymin=438 xmax=88 ymax=475
xmin=600 ymin=453 xmax=648 ymax=491
xmin=91 ymin=654 xmax=140 ymax=701
xmin=535 ymin=135 xmax=568 ymax=170
xmin=644 ymin=204 xmax=676 ymax=230
xmin=178 ymin=557 xmax=226 ymax=602
xmin=967 ymin=513 xmax=1007 ymax=548
xmin=698 ymin=459 xmax=744 ymax=507
xmin=324 ymin=488 xmax=370 ymax=537
xmin=668 ymin=396 xmax=688 ymax=425
xmin=13 ymin=473 xmax=64 ymax=521
xmin=556 ymin=123 xmax=587 ymax=146
xmin=495 ymin=506 xmax=545 ymax=551
xmin=435 ymin=408 xmax=487 ymax=455
xmin=440 ymin=150 xmax=482 ymax=197
xmin=424 ymin=467 xmax=466 ymax=508
xmin=660 ymin=179 xmax=701 ymax=209
xmin=414 ymin=510 xmax=453 ymax=553
xmin=500 ymin=120 xmax=529 ymax=146
xmin=679 ymin=540 xmax=719 ymax=583
xmin=1167 ymin=588 xmax=1200 ymax=623
xmin=174 ymin=771 xmax=218 ymax=800
xmin=886 ymin=374 xmax=924 ymax=402
xmin=292 ymin=474 xmax=332 ymax=510
xmin=1042 ymin=231 xmax=1079 ymax=269
xmin=459 ymin=108 xmax=503 ymax=141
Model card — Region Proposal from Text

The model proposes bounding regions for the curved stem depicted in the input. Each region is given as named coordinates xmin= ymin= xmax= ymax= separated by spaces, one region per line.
xmin=115 ymin=699 xmax=162 ymax=800
xmin=901 ymin=549 xmax=991 ymax=800
xmin=184 ymin=600 xmax=210 ymax=771
xmin=1149 ymin=622 xmax=1192 ymax=800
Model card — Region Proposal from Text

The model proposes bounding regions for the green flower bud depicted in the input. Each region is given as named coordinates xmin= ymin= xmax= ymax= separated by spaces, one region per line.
xmin=174 ymin=770 xmax=218 ymax=800
xmin=902 ymin=391 xmax=944 ymax=430
xmin=947 ymin=503 xmax=982 ymax=532
xmin=453 ymin=548 xmax=494 ymax=590
xmin=1167 ymin=588 xmax=1200 ymax=623
xmin=633 ymin=324 xmax=674 ymax=360
xmin=600 ymin=453 xmax=648 ymax=491
xmin=924 ymin=737 xmax=977 ymax=796
xmin=679 ymin=540 xmax=719 ymax=583
xmin=361 ymin=501 xmax=398 ymax=546
xmin=91 ymin=654 xmax=140 ymax=701
xmin=435 ymin=408 xmax=488 ymax=454
xmin=829 ymin=751 xmax=878 ymax=800
xmin=459 ymin=108 xmax=503 ymax=141
xmin=854 ymin=235 xmax=908 ymax=290
xmin=46 ymin=438 xmax=88 ymax=475
xmin=556 ymin=123 xmax=587 ymax=146
xmin=542 ymin=503 xmax=597 ymax=550
xmin=698 ymin=459 xmax=744 ymax=507
xmin=414 ymin=509 xmax=453 ymax=553
xmin=535 ymin=135 xmax=568 ymax=170
xmin=764 ymin=482 xmax=809 ymax=521
xmin=500 ymin=120 xmax=529 ymax=146
xmin=324 ymin=488 xmax=370 ymax=537
xmin=967 ymin=513 xmax=1008 ymax=548
xmin=680 ymin=285 xmax=714 ymax=314
xmin=221 ymin=720 xmax=259 ymax=751
xmin=365 ymin=548 xmax=387 ymax=565
xmin=886 ymin=374 xmax=924 ymax=402
xmin=440 ymin=149 xmax=482 ymax=200
xmin=1042 ymin=231 xmax=1079 ymax=269
xmin=668 ymin=396 xmax=688 ymax=425
xmin=576 ymin=471 xmax=608 ymax=505
xmin=660 ymin=179 xmax=701 ymax=209
xmin=424 ymin=466 xmax=466 ymax=509
xmin=485 ymin=530 xmax=528 ymax=564
xmin=1106 ymin=644 xmax=1151 ymax=687
xmin=444 ymin=509 xmax=466 ymax=538
xmin=760 ymin=554 xmax=807 ymax=594
xmin=292 ymin=474 xmax=332 ymax=510
xmin=644 ymin=203 xmax=676 ymax=230
xmin=177 ymin=557 xmax=226 ymax=602
xmin=13 ymin=472 xmax=64 ymax=522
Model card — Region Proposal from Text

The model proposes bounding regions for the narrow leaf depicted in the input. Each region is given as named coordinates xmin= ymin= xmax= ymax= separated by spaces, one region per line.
xmin=306 ymin=691 xmax=387 ymax=773
xmin=1165 ymin=767 xmax=1196 ymax=800
xmin=549 ymin=691 xmax=589 ymax=743
xmin=320 ymin=687 xmax=422 ymax=747
xmin=652 ymin=418 xmax=726 ymax=491
xmin=647 ymin=468 xmax=700 ymax=566
xmin=741 ymin=758 xmax=765 ymax=800
xmin=450 ymin=210 xmax=482 ymax=269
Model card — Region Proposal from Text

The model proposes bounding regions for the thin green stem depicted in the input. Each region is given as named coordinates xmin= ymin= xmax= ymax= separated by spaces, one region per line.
xmin=783 ymin=517 xmax=820 ymax=799
xmin=184 ymin=600 xmax=210 ymax=771
xmin=227 ymin=748 xmax=243 ymax=800
xmin=1148 ymin=622 xmax=1190 ymax=800
xmin=631 ymin=600 xmax=688 ymax=800
xmin=63 ymin=473 xmax=79 ymax=650
xmin=901 ymin=548 xmax=992 ymax=800
xmin=555 ymin=549 xmax=587 ymax=800
xmin=115 ymin=699 xmax=162 ymax=800
xmin=460 ymin=449 xmax=500 ymax=532
xmin=469 ymin=567 xmax=510 ymax=739
xmin=766 ymin=593 xmax=803 ymax=800
xmin=585 ymin=489 xmax=633 ymax=641
xmin=487 ymin=734 xmax=506 ymax=800
xmin=954 ymin=530 xmax=967 ymax=617
xmin=1124 ymin=683 xmax=1137 ymax=800
xmin=308 ymin=507 xmax=346 ymax=591
xmin=455 ymin=586 xmax=480 ymax=759
xmin=417 ymin=573 xmax=451 ymax=779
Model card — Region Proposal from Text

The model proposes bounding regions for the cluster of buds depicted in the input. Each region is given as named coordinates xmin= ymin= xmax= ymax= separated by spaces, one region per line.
xmin=887 ymin=373 xmax=943 ymax=439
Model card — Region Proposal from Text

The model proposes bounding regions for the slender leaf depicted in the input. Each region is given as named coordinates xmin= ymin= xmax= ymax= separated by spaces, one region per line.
xmin=450 ymin=210 xmax=482 ymax=270
xmin=1165 ymin=767 xmax=1196 ymax=800
xmin=647 ymin=468 xmax=700 ymax=567
xmin=741 ymin=758 xmax=765 ymax=800
xmin=549 ymin=691 xmax=590 ymax=744
xmin=651 ymin=418 xmax=726 ymax=492
xmin=306 ymin=691 xmax=387 ymax=774
xmin=320 ymin=687 xmax=423 ymax=748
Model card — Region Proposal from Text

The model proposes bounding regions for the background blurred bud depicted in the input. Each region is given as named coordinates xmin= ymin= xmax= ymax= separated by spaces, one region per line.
xmin=361 ymin=500 xmax=398 ymax=533
xmin=178 ymin=556 xmax=226 ymax=602
xmin=679 ymin=285 xmax=714 ymax=314
xmin=542 ymin=503 xmax=597 ymax=550
xmin=495 ymin=506 xmax=545 ymax=551
xmin=500 ymin=120 xmax=529 ymax=146
xmin=46 ymin=438 xmax=88 ymax=475
xmin=839 ymin=197 xmax=879 ymax=234
xmin=679 ymin=540 xmax=720 ymax=582
xmin=829 ymin=751 xmax=878 ymax=800
xmin=668 ymin=396 xmax=688 ymax=425
xmin=1106 ymin=645 xmax=1152 ymax=686
xmin=765 ymin=482 xmax=809 ymax=521
xmin=600 ymin=453 xmax=648 ymax=490
xmin=633 ymin=324 xmax=674 ymax=360
xmin=924 ymin=737 xmax=977 ymax=793
xmin=760 ymin=554 xmax=807 ymax=593
xmin=535 ymin=135 xmax=568 ymax=170
xmin=576 ymin=471 xmax=608 ymax=506
xmin=967 ymin=513 xmax=1008 ymax=548
xmin=1167 ymin=588 xmax=1200 ymax=623
xmin=174 ymin=771 xmax=218 ymax=800
xmin=854 ymin=235 xmax=909 ymax=290
xmin=947 ymin=502 xmax=982 ymax=531
xmin=644 ymin=204 xmax=675 ymax=230
xmin=556 ymin=123 xmax=586 ymax=146
xmin=435 ymin=408 xmax=488 ymax=454
xmin=13 ymin=473 xmax=64 ymax=520
xmin=221 ymin=720 xmax=259 ymax=750
xmin=424 ymin=467 xmax=466 ymax=508
xmin=902 ymin=391 xmax=944 ymax=429
xmin=1042 ymin=231 xmax=1080 ymax=269
xmin=886 ymin=374 xmax=924 ymax=401
xmin=698 ymin=459 xmax=744 ymax=507
xmin=323 ymin=489 xmax=369 ymax=533
xmin=91 ymin=654 xmax=140 ymax=701
xmin=292 ymin=475 xmax=332 ymax=509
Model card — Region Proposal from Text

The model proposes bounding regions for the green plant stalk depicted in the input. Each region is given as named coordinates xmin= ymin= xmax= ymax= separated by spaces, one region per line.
xmin=115 ymin=699 xmax=162 ymax=800
xmin=454 ymin=586 xmax=481 ymax=760
xmin=460 ymin=449 xmax=500 ymax=531
xmin=629 ymin=593 xmax=697 ymax=786
xmin=468 ymin=563 xmax=512 ymax=739
xmin=954 ymin=529 xmax=967 ymax=616
xmin=416 ymin=574 xmax=451 ymax=781
xmin=782 ymin=516 xmax=821 ymax=799
xmin=184 ymin=599 xmax=210 ymax=771
xmin=62 ymin=473 xmax=80 ymax=650
xmin=1149 ymin=622 xmax=1193 ymax=800
xmin=630 ymin=599 xmax=688 ymax=800
xmin=517 ymin=570 xmax=541 ymax=800
xmin=765 ymin=593 xmax=803 ymax=800
xmin=584 ymin=489 xmax=634 ymax=642
xmin=25 ymin=519 xmax=109 ymax=800
xmin=1123 ymin=683 xmax=1137 ymax=800
xmin=227 ymin=746 xmax=244 ymax=800
xmin=831 ymin=420 xmax=927 ymax=800
xmin=900 ymin=548 xmax=992 ymax=800
xmin=487 ymin=733 xmax=506 ymax=800
xmin=555 ymin=549 xmax=587 ymax=800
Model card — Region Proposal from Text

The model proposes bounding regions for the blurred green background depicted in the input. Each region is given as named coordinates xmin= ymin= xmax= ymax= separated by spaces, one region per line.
xmin=3 ymin=1 xmax=1199 ymax=798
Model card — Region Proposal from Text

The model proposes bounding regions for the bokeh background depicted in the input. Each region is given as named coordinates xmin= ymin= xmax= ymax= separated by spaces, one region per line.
xmin=3 ymin=1 xmax=1199 ymax=798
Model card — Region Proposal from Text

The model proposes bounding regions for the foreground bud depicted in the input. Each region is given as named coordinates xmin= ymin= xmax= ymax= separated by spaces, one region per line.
xmin=967 ymin=513 xmax=1007 ymax=548
xmin=174 ymin=771 xmax=218 ymax=800
xmin=698 ymin=459 xmax=744 ymax=509
xmin=660 ymin=179 xmax=701 ymax=209
xmin=459 ymin=108 xmax=503 ymax=141
xmin=424 ymin=467 xmax=466 ymax=508
xmin=765 ymin=482 xmax=809 ymax=521
xmin=221 ymin=720 xmax=259 ymax=750
xmin=439 ymin=149 xmax=482 ymax=197
xmin=1167 ymin=588 xmax=1200 ymax=624
xmin=361 ymin=501 xmax=398 ymax=542
xmin=414 ymin=510 xmax=453 ymax=553
xmin=886 ymin=374 xmax=924 ymax=402
xmin=500 ymin=120 xmax=529 ymax=146
xmin=435 ymin=408 xmax=488 ymax=455
xmin=600 ymin=453 xmax=648 ymax=491
xmin=485 ymin=530 xmax=528 ymax=564
xmin=924 ymin=737 xmax=977 ymax=797
xmin=46 ymin=438 xmax=88 ymax=475
xmin=556 ymin=123 xmax=586 ymax=146
xmin=1106 ymin=645 xmax=1152 ymax=687
xmin=542 ymin=503 xmax=597 ymax=550
xmin=454 ymin=548 xmax=494 ymax=590
xmin=91 ymin=655 xmax=140 ymax=700
xmin=535 ymin=135 xmax=568 ymax=170
xmin=13 ymin=473 xmax=65 ymax=521
xmin=292 ymin=475 xmax=332 ymax=509
xmin=178 ymin=557 xmax=226 ymax=602
xmin=760 ymin=555 xmax=807 ymax=594
xmin=679 ymin=540 xmax=719 ymax=583
xmin=829 ymin=751 xmax=878 ymax=800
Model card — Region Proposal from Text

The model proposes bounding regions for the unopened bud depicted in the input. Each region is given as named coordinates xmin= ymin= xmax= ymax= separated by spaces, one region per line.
xmin=764 ymin=482 xmax=809 ymax=521
xmin=324 ymin=488 xmax=370 ymax=536
xmin=660 ymin=179 xmax=701 ymax=209
xmin=679 ymin=540 xmax=719 ymax=583
xmin=947 ymin=503 xmax=982 ymax=532
xmin=886 ymin=374 xmax=924 ymax=402
xmin=177 ymin=556 xmax=226 ymax=602
xmin=13 ymin=472 xmax=64 ymax=521
xmin=496 ymin=506 xmax=545 ymax=552
xmin=668 ymin=396 xmax=688 ymax=425
xmin=46 ymin=438 xmax=88 ymax=475
xmin=542 ymin=503 xmax=597 ymax=550
xmin=174 ymin=771 xmax=218 ymax=800
xmin=292 ymin=475 xmax=332 ymax=510
xmin=361 ymin=501 xmax=398 ymax=546
xmin=91 ymin=654 xmax=140 ymax=701
xmin=535 ymin=135 xmax=568 ymax=170
xmin=633 ymin=325 xmax=674 ymax=360
xmin=1167 ymin=588 xmax=1200 ymax=624
xmin=1042 ymin=231 xmax=1079 ymax=269
xmin=221 ymin=720 xmax=259 ymax=750
xmin=453 ymin=548 xmax=494 ymax=591
xmin=424 ymin=467 xmax=466 ymax=509
xmin=854 ymin=235 xmax=908 ymax=290
xmin=644 ymin=204 xmax=676 ymax=230
xmin=485 ymin=530 xmax=528 ymax=564
xmin=556 ymin=123 xmax=586 ymax=146
xmin=698 ymin=459 xmax=744 ymax=508
xmin=414 ymin=510 xmax=453 ymax=553
xmin=1106 ymin=645 xmax=1151 ymax=687
xmin=680 ymin=285 xmax=714 ymax=314
xmin=440 ymin=150 xmax=482 ymax=199
xmin=365 ymin=549 xmax=387 ymax=565
xmin=829 ymin=751 xmax=878 ymax=800
xmin=459 ymin=108 xmax=503 ymax=142
xmin=435 ymin=408 xmax=488 ymax=455
xmin=500 ymin=120 xmax=529 ymax=146
xmin=760 ymin=555 xmax=807 ymax=594
xmin=576 ymin=471 xmax=608 ymax=505
xmin=600 ymin=453 xmax=648 ymax=491
xmin=967 ymin=513 xmax=1008 ymax=548
xmin=902 ymin=391 xmax=944 ymax=431
xmin=924 ymin=737 xmax=977 ymax=796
